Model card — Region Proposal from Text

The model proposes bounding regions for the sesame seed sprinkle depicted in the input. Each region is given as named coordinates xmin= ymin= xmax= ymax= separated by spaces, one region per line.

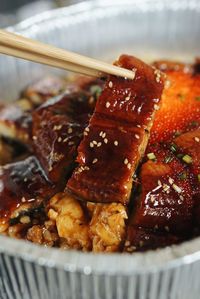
xmin=135 ymin=134 xmax=140 ymax=139
xmin=68 ymin=141 xmax=74 ymax=146
xmin=58 ymin=137 xmax=62 ymax=143
xmin=92 ymin=158 xmax=98 ymax=164
xmin=21 ymin=197 xmax=26 ymax=203
xmin=195 ymin=137 xmax=200 ymax=142
xmin=124 ymin=158 xmax=128 ymax=165
xmin=106 ymin=102 xmax=110 ymax=108
xmin=97 ymin=142 xmax=102 ymax=147
xmin=114 ymin=141 xmax=118 ymax=146
xmin=127 ymin=163 xmax=131 ymax=170
xmin=53 ymin=125 xmax=62 ymax=131
xmin=104 ymin=138 xmax=108 ymax=144
xmin=108 ymin=81 xmax=113 ymax=88
xmin=68 ymin=127 xmax=73 ymax=134
xmin=169 ymin=177 xmax=174 ymax=185
xmin=90 ymin=142 xmax=94 ymax=148
xmin=154 ymin=104 xmax=160 ymax=111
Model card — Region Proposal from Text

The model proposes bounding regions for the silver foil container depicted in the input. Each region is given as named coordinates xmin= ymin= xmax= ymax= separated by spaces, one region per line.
xmin=0 ymin=1 xmax=200 ymax=298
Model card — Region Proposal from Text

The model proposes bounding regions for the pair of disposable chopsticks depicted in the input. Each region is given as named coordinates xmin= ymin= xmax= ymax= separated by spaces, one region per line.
xmin=0 ymin=29 xmax=135 ymax=79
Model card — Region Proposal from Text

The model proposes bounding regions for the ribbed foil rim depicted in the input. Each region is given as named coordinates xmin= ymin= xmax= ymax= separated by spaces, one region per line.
xmin=1 ymin=0 xmax=200 ymax=276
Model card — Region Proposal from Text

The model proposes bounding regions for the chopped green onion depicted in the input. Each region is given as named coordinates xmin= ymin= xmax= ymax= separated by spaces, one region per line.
xmin=177 ymin=93 xmax=185 ymax=101
xmin=90 ymin=85 xmax=102 ymax=98
xmin=170 ymin=143 xmax=177 ymax=153
xmin=147 ymin=152 xmax=156 ymax=161
xmin=174 ymin=131 xmax=181 ymax=137
xmin=179 ymin=172 xmax=187 ymax=180
xmin=190 ymin=121 xmax=199 ymax=127
xmin=177 ymin=153 xmax=184 ymax=159
xmin=182 ymin=154 xmax=193 ymax=164
xmin=195 ymin=96 xmax=200 ymax=101
xmin=164 ymin=156 xmax=174 ymax=163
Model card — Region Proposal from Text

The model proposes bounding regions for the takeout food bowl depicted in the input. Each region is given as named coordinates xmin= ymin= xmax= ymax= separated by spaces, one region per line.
xmin=0 ymin=1 xmax=200 ymax=298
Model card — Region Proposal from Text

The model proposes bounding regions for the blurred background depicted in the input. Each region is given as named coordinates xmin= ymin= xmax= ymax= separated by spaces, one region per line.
xmin=0 ymin=0 xmax=83 ymax=27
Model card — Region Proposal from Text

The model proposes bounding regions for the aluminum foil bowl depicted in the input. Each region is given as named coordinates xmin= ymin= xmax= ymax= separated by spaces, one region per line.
xmin=0 ymin=1 xmax=200 ymax=298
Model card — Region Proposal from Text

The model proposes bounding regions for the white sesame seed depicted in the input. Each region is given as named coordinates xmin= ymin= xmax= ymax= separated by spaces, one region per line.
xmin=53 ymin=125 xmax=62 ymax=131
xmin=63 ymin=137 xmax=68 ymax=142
xmin=85 ymin=127 xmax=90 ymax=132
xmin=150 ymin=195 xmax=155 ymax=203
xmin=83 ymin=131 xmax=88 ymax=136
xmin=168 ymin=177 xmax=174 ymax=185
xmin=21 ymin=197 xmax=26 ymax=203
xmin=97 ymin=142 xmax=102 ymax=147
xmin=102 ymin=132 xmax=106 ymax=138
xmin=93 ymin=140 xmax=97 ymax=145
xmin=172 ymin=183 xmax=182 ymax=193
xmin=106 ymin=102 xmax=110 ymax=108
xmin=32 ymin=135 xmax=37 ymax=141
xmin=90 ymin=142 xmax=94 ymax=148
xmin=114 ymin=141 xmax=118 ymax=146
xmin=136 ymin=124 xmax=141 ymax=128
xmin=68 ymin=141 xmax=74 ymax=146
xmin=127 ymin=163 xmax=131 ymax=170
xmin=68 ymin=127 xmax=73 ymax=134
xmin=195 ymin=137 xmax=200 ymax=142
xmin=104 ymin=138 xmax=108 ymax=144
xmin=24 ymin=178 xmax=28 ymax=182
xmin=58 ymin=137 xmax=62 ymax=143
xmin=179 ymin=195 xmax=184 ymax=200
xmin=125 ymin=93 xmax=131 ymax=101
xmin=92 ymin=158 xmax=98 ymax=164
xmin=154 ymin=104 xmax=160 ymax=111
xmin=99 ymin=131 xmax=103 ymax=137
xmin=135 ymin=134 xmax=140 ymax=139
xmin=124 ymin=158 xmax=128 ymax=165
xmin=108 ymin=81 xmax=113 ymax=88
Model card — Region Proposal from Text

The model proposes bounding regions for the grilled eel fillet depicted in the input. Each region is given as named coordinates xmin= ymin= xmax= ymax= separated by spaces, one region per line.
xmin=67 ymin=55 xmax=164 ymax=204
xmin=124 ymin=129 xmax=200 ymax=252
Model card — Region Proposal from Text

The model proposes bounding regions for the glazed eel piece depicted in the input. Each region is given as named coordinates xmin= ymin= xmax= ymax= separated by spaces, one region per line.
xmin=0 ymin=155 xmax=58 ymax=233
xmin=124 ymin=142 xmax=193 ymax=252
xmin=66 ymin=55 xmax=164 ymax=204
xmin=32 ymin=90 xmax=96 ymax=183
xmin=174 ymin=129 xmax=200 ymax=228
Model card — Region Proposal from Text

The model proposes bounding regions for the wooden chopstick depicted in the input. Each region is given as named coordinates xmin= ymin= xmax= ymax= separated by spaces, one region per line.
xmin=0 ymin=29 xmax=135 ymax=79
